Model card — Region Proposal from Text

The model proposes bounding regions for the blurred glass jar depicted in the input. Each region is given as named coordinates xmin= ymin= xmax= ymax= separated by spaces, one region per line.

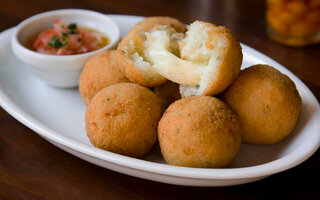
xmin=267 ymin=0 xmax=320 ymax=46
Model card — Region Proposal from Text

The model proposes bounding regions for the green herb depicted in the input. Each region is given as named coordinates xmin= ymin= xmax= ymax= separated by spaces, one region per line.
xmin=77 ymin=38 xmax=82 ymax=42
xmin=195 ymin=84 xmax=200 ymax=89
xmin=68 ymin=23 xmax=77 ymax=29
xmin=61 ymin=38 xmax=67 ymax=46
xmin=61 ymin=32 xmax=68 ymax=37
xmin=59 ymin=32 xmax=69 ymax=47
xmin=68 ymin=23 xmax=78 ymax=34
xmin=47 ymin=35 xmax=64 ymax=49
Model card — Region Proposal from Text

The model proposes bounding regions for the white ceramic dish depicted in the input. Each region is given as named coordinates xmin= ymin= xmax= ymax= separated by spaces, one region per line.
xmin=11 ymin=9 xmax=120 ymax=88
xmin=0 ymin=15 xmax=320 ymax=187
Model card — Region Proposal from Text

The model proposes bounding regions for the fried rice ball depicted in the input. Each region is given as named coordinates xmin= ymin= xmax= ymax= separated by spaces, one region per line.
xmin=79 ymin=50 xmax=130 ymax=105
xmin=154 ymin=81 xmax=181 ymax=109
xmin=117 ymin=16 xmax=187 ymax=87
xmin=158 ymin=96 xmax=241 ymax=168
xmin=222 ymin=64 xmax=302 ymax=145
xmin=85 ymin=83 xmax=163 ymax=158
xmin=118 ymin=19 xmax=242 ymax=96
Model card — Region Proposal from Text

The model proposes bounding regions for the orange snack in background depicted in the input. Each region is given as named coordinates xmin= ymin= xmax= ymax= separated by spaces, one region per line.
xmin=305 ymin=9 xmax=320 ymax=24
xmin=290 ymin=19 xmax=318 ymax=36
xmin=286 ymin=1 xmax=307 ymax=16
xmin=309 ymin=0 xmax=320 ymax=8
xmin=266 ymin=0 xmax=320 ymax=46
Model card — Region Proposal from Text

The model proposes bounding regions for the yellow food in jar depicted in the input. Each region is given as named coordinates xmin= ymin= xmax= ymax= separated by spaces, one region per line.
xmin=266 ymin=0 xmax=320 ymax=46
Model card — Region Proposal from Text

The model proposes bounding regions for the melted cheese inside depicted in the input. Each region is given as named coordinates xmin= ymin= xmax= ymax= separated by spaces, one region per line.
xmin=143 ymin=21 xmax=227 ymax=96
xmin=121 ymin=21 xmax=228 ymax=96
xmin=144 ymin=30 xmax=202 ymax=85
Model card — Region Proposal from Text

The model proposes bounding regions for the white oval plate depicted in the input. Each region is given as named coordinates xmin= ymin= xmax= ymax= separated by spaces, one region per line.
xmin=0 ymin=15 xmax=319 ymax=187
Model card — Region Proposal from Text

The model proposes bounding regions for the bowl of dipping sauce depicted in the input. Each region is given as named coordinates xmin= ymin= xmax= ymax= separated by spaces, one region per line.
xmin=11 ymin=9 xmax=120 ymax=88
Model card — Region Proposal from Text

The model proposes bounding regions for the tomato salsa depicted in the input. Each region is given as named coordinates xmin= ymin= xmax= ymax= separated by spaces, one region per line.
xmin=29 ymin=19 xmax=109 ymax=55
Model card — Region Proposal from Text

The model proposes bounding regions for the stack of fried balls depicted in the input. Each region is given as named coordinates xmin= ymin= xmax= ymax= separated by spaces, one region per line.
xmin=79 ymin=17 xmax=302 ymax=168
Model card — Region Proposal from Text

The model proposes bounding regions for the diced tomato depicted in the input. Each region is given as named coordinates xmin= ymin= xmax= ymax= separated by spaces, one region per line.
xmin=67 ymin=34 xmax=82 ymax=50
xmin=81 ymin=31 xmax=103 ymax=52
xmin=53 ymin=19 xmax=68 ymax=34
xmin=33 ymin=19 xmax=107 ymax=55
xmin=33 ymin=29 xmax=57 ymax=54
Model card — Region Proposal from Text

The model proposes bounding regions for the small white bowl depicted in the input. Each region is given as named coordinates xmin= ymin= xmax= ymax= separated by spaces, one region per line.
xmin=11 ymin=9 xmax=120 ymax=88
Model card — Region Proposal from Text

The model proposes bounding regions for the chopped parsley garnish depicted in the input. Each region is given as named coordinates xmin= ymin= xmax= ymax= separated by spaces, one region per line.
xmin=61 ymin=38 xmax=67 ymax=46
xmin=47 ymin=35 xmax=64 ymax=49
xmin=61 ymin=32 xmax=68 ymax=38
xmin=47 ymin=22 xmax=80 ymax=49
xmin=68 ymin=23 xmax=78 ymax=34
xmin=68 ymin=23 xmax=76 ymax=29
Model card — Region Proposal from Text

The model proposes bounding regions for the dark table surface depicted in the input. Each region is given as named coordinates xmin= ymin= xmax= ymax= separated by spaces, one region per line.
xmin=1 ymin=0 xmax=320 ymax=199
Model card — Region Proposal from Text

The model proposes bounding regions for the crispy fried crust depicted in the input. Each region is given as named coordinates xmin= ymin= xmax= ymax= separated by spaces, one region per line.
xmin=85 ymin=83 xmax=163 ymax=158
xmin=158 ymin=96 xmax=241 ymax=168
xmin=200 ymin=21 xmax=242 ymax=96
xmin=117 ymin=17 xmax=187 ymax=87
xmin=222 ymin=64 xmax=302 ymax=144
xmin=79 ymin=50 xmax=130 ymax=105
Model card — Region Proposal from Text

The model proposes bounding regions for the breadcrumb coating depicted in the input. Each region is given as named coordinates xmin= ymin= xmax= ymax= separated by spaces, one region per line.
xmin=85 ymin=83 xmax=163 ymax=157
xmin=222 ymin=64 xmax=302 ymax=144
xmin=158 ymin=95 xmax=241 ymax=168
xmin=79 ymin=50 xmax=129 ymax=105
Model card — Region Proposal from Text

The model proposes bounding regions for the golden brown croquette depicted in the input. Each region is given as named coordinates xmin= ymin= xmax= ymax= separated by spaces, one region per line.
xmin=158 ymin=96 xmax=241 ymax=168
xmin=85 ymin=83 xmax=163 ymax=158
xmin=79 ymin=50 xmax=130 ymax=105
xmin=222 ymin=64 xmax=302 ymax=145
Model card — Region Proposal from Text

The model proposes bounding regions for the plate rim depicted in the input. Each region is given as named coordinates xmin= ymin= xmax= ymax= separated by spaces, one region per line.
xmin=0 ymin=14 xmax=320 ymax=180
